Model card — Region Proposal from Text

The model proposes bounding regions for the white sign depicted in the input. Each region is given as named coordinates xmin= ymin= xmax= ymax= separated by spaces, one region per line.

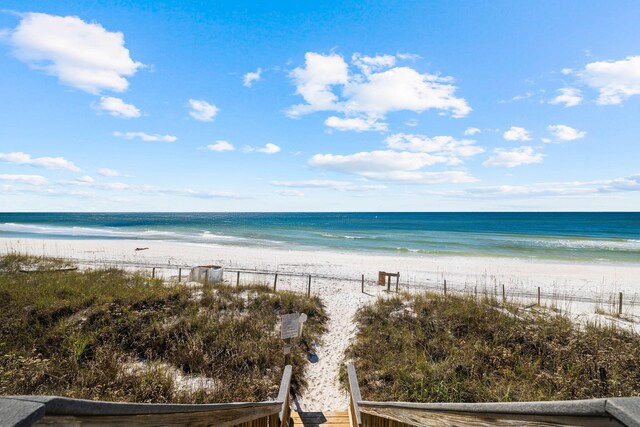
xmin=281 ymin=313 xmax=300 ymax=339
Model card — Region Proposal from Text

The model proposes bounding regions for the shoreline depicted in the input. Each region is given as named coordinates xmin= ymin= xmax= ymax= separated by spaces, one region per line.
xmin=2 ymin=237 xmax=639 ymax=294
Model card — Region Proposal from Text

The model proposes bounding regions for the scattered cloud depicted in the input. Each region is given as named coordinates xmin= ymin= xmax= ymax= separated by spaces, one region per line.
xmin=0 ymin=174 xmax=48 ymax=185
xmin=384 ymin=133 xmax=484 ymax=165
xmin=243 ymin=68 xmax=262 ymax=87
xmin=257 ymin=143 xmax=281 ymax=154
xmin=287 ymin=51 xmax=470 ymax=131
xmin=7 ymin=12 xmax=142 ymax=93
xmin=92 ymin=96 xmax=141 ymax=118
xmin=499 ymin=90 xmax=535 ymax=103
xmin=503 ymin=126 xmax=532 ymax=141
xmin=404 ymin=118 xmax=418 ymax=127
xmin=188 ymin=99 xmax=219 ymax=122
xmin=463 ymin=127 xmax=481 ymax=136
xmin=548 ymin=88 xmax=582 ymax=107
xmin=97 ymin=168 xmax=125 ymax=177
xmin=575 ymin=56 xmax=640 ymax=105
xmin=113 ymin=131 xmax=177 ymax=142
xmin=271 ymin=180 xmax=386 ymax=191
xmin=0 ymin=151 xmax=80 ymax=172
xmin=309 ymin=150 xmax=477 ymax=183
xmin=324 ymin=116 xmax=388 ymax=132
xmin=276 ymin=189 xmax=305 ymax=197
xmin=75 ymin=175 xmax=94 ymax=184
xmin=483 ymin=146 xmax=544 ymax=168
xmin=547 ymin=124 xmax=586 ymax=142
xmin=138 ymin=186 xmax=241 ymax=199
xmin=451 ymin=175 xmax=640 ymax=199
xmin=205 ymin=140 xmax=235 ymax=152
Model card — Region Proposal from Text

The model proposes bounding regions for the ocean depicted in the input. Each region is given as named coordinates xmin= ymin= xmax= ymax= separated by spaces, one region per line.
xmin=0 ymin=212 xmax=639 ymax=263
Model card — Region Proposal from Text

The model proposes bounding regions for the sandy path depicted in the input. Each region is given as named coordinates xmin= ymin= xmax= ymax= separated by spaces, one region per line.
xmin=295 ymin=283 xmax=380 ymax=411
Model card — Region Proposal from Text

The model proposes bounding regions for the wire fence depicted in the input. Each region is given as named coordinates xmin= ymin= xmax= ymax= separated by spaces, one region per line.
xmin=71 ymin=258 xmax=640 ymax=316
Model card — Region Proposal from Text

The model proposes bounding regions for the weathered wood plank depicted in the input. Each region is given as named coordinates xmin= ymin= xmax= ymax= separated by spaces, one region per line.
xmin=33 ymin=405 xmax=279 ymax=427
xmin=360 ymin=406 xmax=622 ymax=427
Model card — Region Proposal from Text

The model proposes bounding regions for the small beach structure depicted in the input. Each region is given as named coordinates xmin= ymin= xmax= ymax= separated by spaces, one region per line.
xmin=378 ymin=271 xmax=400 ymax=292
xmin=188 ymin=265 xmax=224 ymax=284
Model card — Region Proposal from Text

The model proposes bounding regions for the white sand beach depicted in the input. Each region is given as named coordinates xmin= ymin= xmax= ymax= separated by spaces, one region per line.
xmin=2 ymin=237 xmax=640 ymax=411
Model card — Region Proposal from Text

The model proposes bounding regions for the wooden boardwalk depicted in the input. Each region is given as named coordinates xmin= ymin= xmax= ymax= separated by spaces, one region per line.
xmin=291 ymin=411 xmax=350 ymax=426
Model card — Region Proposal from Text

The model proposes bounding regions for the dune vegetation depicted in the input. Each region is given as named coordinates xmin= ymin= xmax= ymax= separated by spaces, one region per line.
xmin=343 ymin=292 xmax=640 ymax=403
xmin=0 ymin=254 xmax=327 ymax=403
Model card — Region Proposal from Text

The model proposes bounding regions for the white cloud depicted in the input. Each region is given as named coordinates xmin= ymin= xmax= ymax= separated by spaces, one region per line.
xmin=276 ymin=189 xmax=305 ymax=197
xmin=343 ymin=66 xmax=470 ymax=118
xmin=288 ymin=52 xmax=350 ymax=117
xmin=76 ymin=175 xmax=94 ymax=184
xmin=271 ymin=180 xmax=386 ymax=191
xmin=457 ymin=175 xmax=640 ymax=198
xmin=547 ymin=124 xmax=586 ymax=142
xmin=548 ymin=88 xmax=582 ymax=107
xmin=0 ymin=174 xmax=48 ymax=185
xmin=97 ymin=168 xmax=125 ymax=177
xmin=101 ymin=182 xmax=130 ymax=190
xmin=205 ymin=140 xmax=235 ymax=152
xmin=463 ymin=127 xmax=481 ymax=136
xmin=113 ymin=131 xmax=177 ymax=142
xmin=0 ymin=151 xmax=80 ymax=172
xmin=483 ymin=146 xmax=544 ymax=168
xmin=384 ymin=133 xmax=484 ymax=164
xmin=404 ymin=118 xmax=418 ymax=127
xmin=8 ymin=12 xmax=142 ymax=94
xmin=351 ymin=53 xmax=396 ymax=74
xmin=324 ymin=116 xmax=388 ymax=132
xmin=576 ymin=56 xmax=640 ymax=105
xmin=257 ymin=143 xmax=281 ymax=154
xmin=287 ymin=52 xmax=470 ymax=128
xmin=188 ymin=99 xmax=219 ymax=122
xmin=308 ymin=150 xmax=476 ymax=183
xmin=138 ymin=186 xmax=241 ymax=199
xmin=243 ymin=68 xmax=262 ymax=87
xmin=503 ymin=126 xmax=532 ymax=141
xmin=93 ymin=96 xmax=141 ymax=118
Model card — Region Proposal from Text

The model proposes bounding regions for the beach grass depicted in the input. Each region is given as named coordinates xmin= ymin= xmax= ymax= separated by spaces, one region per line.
xmin=0 ymin=254 xmax=327 ymax=403
xmin=342 ymin=292 xmax=640 ymax=402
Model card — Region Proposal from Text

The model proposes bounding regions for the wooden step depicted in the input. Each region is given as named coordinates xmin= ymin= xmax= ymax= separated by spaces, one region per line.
xmin=291 ymin=411 xmax=350 ymax=427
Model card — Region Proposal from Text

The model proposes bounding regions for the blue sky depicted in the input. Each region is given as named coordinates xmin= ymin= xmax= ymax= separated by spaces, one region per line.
xmin=1 ymin=0 xmax=639 ymax=211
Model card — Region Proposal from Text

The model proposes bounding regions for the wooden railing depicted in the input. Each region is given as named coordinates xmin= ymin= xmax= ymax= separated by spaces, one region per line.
xmin=345 ymin=362 xmax=640 ymax=427
xmin=1 ymin=365 xmax=293 ymax=427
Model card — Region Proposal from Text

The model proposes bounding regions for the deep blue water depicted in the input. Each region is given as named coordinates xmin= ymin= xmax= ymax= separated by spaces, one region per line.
xmin=0 ymin=212 xmax=639 ymax=263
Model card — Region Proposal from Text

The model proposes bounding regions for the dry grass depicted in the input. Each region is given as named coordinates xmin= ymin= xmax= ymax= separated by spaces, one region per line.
xmin=342 ymin=292 xmax=640 ymax=403
xmin=0 ymin=254 xmax=327 ymax=403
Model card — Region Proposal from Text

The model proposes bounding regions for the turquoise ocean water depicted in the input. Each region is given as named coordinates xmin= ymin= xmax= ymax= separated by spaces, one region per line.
xmin=0 ymin=212 xmax=638 ymax=263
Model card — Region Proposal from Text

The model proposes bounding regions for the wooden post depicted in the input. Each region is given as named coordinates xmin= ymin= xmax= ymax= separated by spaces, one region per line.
xmin=619 ymin=292 xmax=623 ymax=316
xmin=502 ymin=284 xmax=506 ymax=303
xmin=236 ymin=271 xmax=240 ymax=287
xmin=361 ymin=274 xmax=364 ymax=293
xmin=152 ymin=267 xmax=155 ymax=278
xmin=444 ymin=279 xmax=447 ymax=296
xmin=396 ymin=272 xmax=400 ymax=293
xmin=537 ymin=287 xmax=541 ymax=306
xmin=273 ymin=273 xmax=278 ymax=291
xmin=475 ymin=284 xmax=478 ymax=299
xmin=204 ymin=271 xmax=208 ymax=286
xmin=387 ymin=275 xmax=391 ymax=292
xmin=307 ymin=275 xmax=311 ymax=297
xmin=178 ymin=268 xmax=181 ymax=282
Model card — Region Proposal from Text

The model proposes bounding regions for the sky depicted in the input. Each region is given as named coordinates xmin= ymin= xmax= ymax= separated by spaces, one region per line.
xmin=1 ymin=0 xmax=640 ymax=212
